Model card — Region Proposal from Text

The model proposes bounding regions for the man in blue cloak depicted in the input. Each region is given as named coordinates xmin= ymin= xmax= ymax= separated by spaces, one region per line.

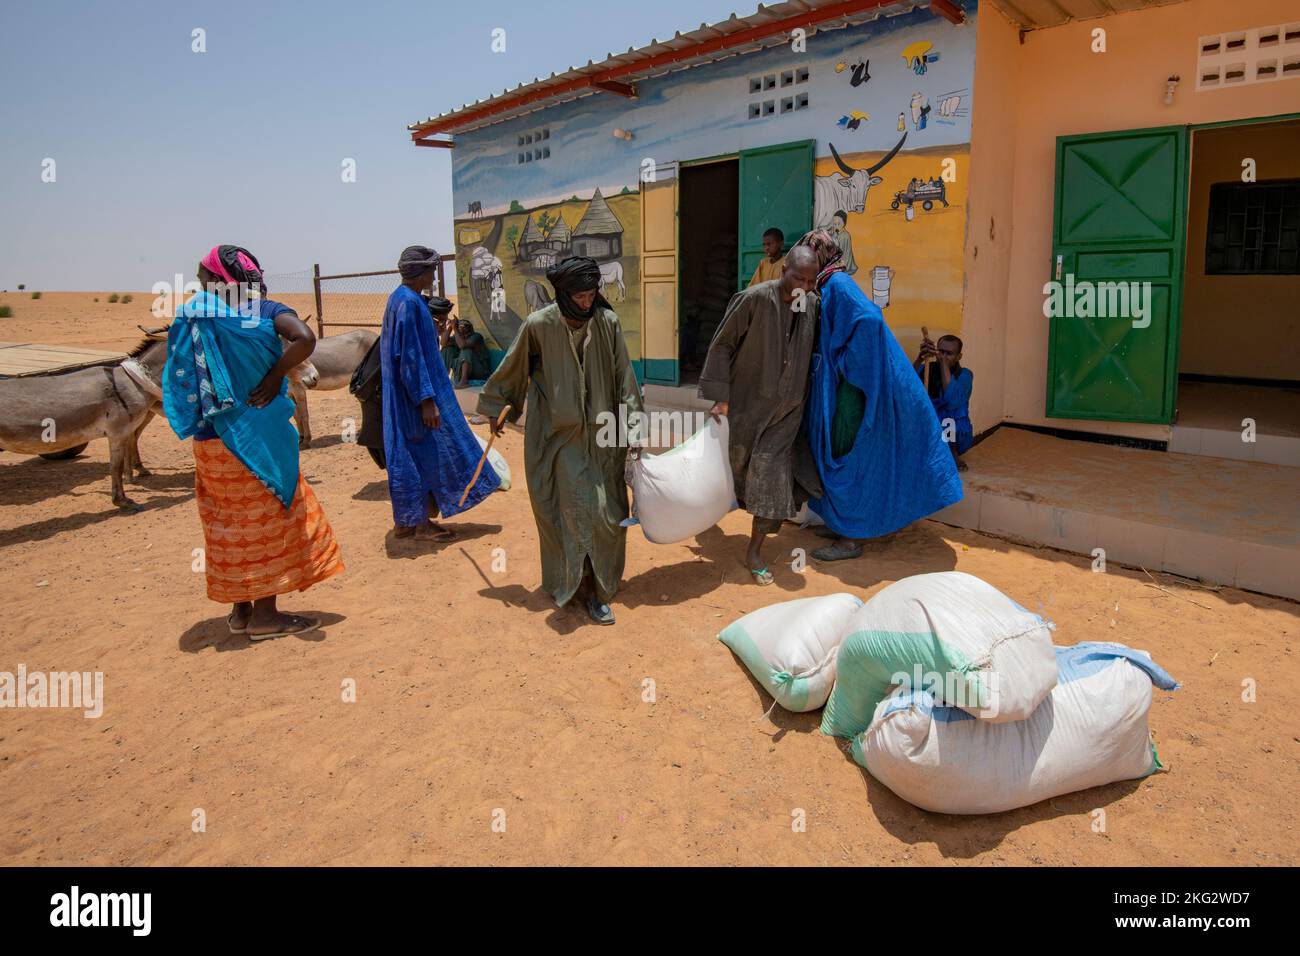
xmin=381 ymin=246 xmax=499 ymax=540
xmin=795 ymin=230 xmax=963 ymax=561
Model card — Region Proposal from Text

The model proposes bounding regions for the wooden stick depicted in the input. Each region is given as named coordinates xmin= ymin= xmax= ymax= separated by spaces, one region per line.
xmin=1139 ymin=566 xmax=1216 ymax=611
xmin=920 ymin=325 xmax=931 ymax=392
xmin=459 ymin=405 xmax=512 ymax=507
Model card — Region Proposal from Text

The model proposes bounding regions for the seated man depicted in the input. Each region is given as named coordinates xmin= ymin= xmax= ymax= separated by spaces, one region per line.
xmin=427 ymin=295 xmax=459 ymax=373
xmin=449 ymin=319 xmax=491 ymax=388
xmin=915 ymin=332 xmax=973 ymax=471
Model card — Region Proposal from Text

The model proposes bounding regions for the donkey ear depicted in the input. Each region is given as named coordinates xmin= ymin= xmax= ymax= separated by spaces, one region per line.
xmin=137 ymin=324 xmax=170 ymax=339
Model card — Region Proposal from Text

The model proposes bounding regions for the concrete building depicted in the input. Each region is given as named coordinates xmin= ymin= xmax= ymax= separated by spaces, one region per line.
xmin=412 ymin=0 xmax=1300 ymax=598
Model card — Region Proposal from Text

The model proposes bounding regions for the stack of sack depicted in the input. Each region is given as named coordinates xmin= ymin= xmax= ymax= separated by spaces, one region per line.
xmin=718 ymin=571 xmax=1179 ymax=814
xmin=694 ymin=235 xmax=739 ymax=347
xmin=627 ymin=416 xmax=735 ymax=544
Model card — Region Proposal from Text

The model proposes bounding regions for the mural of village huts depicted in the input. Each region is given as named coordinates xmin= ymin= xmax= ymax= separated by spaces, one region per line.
xmin=455 ymin=187 xmax=641 ymax=357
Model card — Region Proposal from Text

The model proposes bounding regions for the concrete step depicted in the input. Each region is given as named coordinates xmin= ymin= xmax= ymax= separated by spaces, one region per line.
xmin=932 ymin=428 xmax=1300 ymax=601
xmin=1168 ymin=425 xmax=1300 ymax=466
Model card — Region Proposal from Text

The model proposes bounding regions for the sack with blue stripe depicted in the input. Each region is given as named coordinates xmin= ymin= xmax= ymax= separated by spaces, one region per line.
xmin=855 ymin=642 xmax=1180 ymax=814
xmin=820 ymin=572 xmax=1058 ymax=738
xmin=718 ymin=593 xmax=863 ymax=713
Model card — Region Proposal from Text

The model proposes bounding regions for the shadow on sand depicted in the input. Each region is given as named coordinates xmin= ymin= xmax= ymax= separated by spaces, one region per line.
xmin=177 ymin=611 xmax=347 ymax=653
xmin=382 ymin=523 xmax=502 ymax=559
xmin=839 ymin=743 xmax=1145 ymax=859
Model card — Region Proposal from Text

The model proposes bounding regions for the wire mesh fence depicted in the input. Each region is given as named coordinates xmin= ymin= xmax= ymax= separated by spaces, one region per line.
xmin=263 ymin=257 xmax=453 ymax=337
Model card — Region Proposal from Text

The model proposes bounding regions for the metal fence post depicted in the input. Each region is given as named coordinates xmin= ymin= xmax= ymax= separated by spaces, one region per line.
xmin=312 ymin=263 xmax=324 ymax=337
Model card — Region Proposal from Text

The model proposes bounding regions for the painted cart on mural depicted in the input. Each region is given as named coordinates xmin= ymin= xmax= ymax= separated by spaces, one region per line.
xmin=890 ymin=179 xmax=949 ymax=212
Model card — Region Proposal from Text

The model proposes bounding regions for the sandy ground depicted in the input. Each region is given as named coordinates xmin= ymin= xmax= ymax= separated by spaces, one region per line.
xmin=1 ymin=293 xmax=1297 ymax=866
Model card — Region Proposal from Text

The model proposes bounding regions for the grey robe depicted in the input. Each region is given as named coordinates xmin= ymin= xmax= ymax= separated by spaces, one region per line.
xmin=698 ymin=279 xmax=817 ymax=523
xmin=477 ymin=304 xmax=644 ymax=606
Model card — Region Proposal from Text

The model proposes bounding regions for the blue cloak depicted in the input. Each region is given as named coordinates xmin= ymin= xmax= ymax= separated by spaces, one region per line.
xmin=162 ymin=291 xmax=300 ymax=507
xmin=806 ymin=272 xmax=963 ymax=537
xmin=380 ymin=285 xmax=499 ymax=526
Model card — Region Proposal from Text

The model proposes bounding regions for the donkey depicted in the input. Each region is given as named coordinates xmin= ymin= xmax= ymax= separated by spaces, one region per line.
xmin=0 ymin=332 xmax=169 ymax=510
xmin=285 ymin=328 xmax=377 ymax=448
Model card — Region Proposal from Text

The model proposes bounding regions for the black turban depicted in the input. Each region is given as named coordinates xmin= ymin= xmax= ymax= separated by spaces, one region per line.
xmin=423 ymin=294 xmax=454 ymax=316
xmin=398 ymin=245 xmax=440 ymax=281
xmin=546 ymin=256 xmax=611 ymax=323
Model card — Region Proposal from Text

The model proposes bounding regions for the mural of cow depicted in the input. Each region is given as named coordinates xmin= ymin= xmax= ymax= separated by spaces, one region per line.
xmin=814 ymin=133 xmax=908 ymax=230
xmin=467 ymin=200 xmax=483 ymax=218
xmin=599 ymin=260 xmax=625 ymax=301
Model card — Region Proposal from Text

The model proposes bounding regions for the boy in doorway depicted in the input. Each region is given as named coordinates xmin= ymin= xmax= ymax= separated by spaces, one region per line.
xmin=747 ymin=227 xmax=785 ymax=287
xmin=915 ymin=330 xmax=973 ymax=470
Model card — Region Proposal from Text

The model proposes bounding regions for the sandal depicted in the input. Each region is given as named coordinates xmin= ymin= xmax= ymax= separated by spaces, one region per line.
xmin=748 ymin=565 xmax=775 ymax=586
xmin=812 ymin=540 xmax=864 ymax=562
xmin=227 ymin=612 xmax=248 ymax=634
xmin=247 ymin=615 xmax=319 ymax=642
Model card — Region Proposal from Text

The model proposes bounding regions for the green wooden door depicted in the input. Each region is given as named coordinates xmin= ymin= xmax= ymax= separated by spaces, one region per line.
xmin=738 ymin=140 xmax=814 ymax=289
xmin=1046 ymin=127 xmax=1188 ymax=423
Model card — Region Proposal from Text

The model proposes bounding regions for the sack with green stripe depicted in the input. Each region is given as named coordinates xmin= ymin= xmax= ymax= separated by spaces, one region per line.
xmin=855 ymin=642 xmax=1179 ymax=814
xmin=820 ymin=572 xmax=1056 ymax=738
xmin=718 ymin=593 xmax=863 ymax=713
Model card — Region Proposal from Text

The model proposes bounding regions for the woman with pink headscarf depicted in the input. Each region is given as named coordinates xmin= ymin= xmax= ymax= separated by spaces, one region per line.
xmin=162 ymin=245 xmax=344 ymax=640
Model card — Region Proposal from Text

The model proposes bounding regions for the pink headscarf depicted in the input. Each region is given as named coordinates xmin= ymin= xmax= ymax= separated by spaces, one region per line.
xmin=200 ymin=245 xmax=262 ymax=285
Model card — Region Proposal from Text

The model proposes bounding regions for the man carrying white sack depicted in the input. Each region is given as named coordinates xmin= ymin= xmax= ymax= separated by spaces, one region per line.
xmin=699 ymin=245 xmax=820 ymax=586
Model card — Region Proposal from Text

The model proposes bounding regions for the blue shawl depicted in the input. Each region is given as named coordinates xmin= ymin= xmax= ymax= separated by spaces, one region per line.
xmin=162 ymin=291 xmax=300 ymax=507
xmin=806 ymin=272 xmax=963 ymax=537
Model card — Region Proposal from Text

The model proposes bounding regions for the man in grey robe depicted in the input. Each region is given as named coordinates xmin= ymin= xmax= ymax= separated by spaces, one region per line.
xmin=699 ymin=245 xmax=820 ymax=585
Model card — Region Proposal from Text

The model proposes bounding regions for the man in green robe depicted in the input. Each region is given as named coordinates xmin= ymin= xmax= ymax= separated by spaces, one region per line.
xmin=699 ymin=246 xmax=820 ymax=585
xmin=478 ymin=257 xmax=644 ymax=625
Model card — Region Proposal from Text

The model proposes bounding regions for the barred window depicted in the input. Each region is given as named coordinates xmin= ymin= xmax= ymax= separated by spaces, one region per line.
xmin=1205 ymin=179 xmax=1300 ymax=274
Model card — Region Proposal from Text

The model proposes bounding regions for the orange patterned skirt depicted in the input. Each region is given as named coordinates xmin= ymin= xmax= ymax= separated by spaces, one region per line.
xmin=193 ymin=439 xmax=344 ymax=604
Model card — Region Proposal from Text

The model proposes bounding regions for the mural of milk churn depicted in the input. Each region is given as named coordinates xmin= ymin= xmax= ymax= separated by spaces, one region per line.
xmin=871 ymin=264 xmax=894 ymax=309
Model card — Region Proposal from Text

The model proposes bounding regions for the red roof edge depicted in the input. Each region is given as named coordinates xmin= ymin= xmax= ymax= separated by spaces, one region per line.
xmin=410 ymin=0 xmax=911 ymax=142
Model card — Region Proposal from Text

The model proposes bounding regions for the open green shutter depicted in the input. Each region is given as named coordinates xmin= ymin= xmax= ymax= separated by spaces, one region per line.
xmin=738 ymin=140 xmax=814 ymax=289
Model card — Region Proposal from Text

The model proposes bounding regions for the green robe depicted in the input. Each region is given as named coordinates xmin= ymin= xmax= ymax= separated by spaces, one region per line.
xmin=477 ymin=303 xmax=644 ymax=606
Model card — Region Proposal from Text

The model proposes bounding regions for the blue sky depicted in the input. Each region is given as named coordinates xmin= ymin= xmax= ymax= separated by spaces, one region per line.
xmin=0 ymin=0 xmax=743 ymax=291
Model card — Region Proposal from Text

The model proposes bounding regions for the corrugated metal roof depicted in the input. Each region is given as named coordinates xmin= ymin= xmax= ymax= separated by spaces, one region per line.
xmin=409 ymin=0 xmax=934 ymax=139
xmin=986 ymin=0 xmax=1189 ymax=32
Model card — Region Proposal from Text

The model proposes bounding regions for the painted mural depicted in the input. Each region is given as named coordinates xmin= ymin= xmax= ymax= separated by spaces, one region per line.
xmin=814 ymin=143 xmax=970 ymax=350
xmin=451 ymin=3 xmax=980 ymax=362
xmin=456 ymin=187 xmax=642 ymax=356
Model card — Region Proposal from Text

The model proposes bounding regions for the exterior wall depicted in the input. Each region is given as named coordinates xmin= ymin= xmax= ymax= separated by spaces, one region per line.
xmin=961 ymin=2 xmax=1020 ymax=436
xmin=1181 ymin=120 xmax=1300 ymax=381
xmin=995 ymin=0 xmax=1300 ymax=440
xmin=449 ymin=4 xmax=980 ymax=368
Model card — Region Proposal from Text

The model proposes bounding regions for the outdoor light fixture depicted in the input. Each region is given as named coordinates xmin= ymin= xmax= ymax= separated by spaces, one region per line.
xmin=1163 ymin=74 xmax=1180 ymax=105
